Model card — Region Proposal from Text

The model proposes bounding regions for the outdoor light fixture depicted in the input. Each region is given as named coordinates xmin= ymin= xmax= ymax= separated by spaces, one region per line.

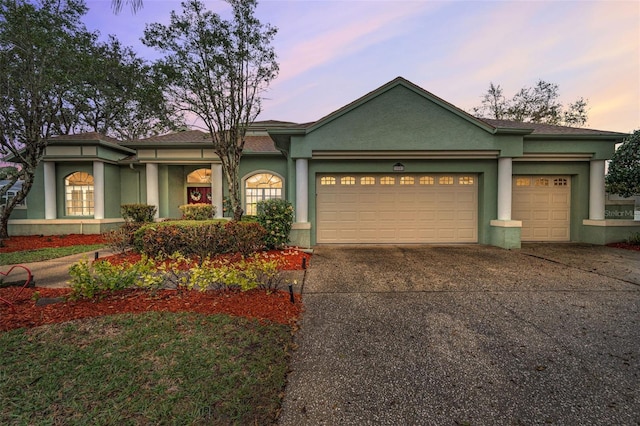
xmin=393 ymin=162 xmax=404 ymax=172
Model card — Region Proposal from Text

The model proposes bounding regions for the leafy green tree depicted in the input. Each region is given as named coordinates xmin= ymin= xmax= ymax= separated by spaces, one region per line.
xmin=473 ymin=80 xmax=588 ymax=127
xmin=73 ymin=35 xmax=179 ymax=140
xmin=143 ymin=0 xmax=278 ymax=221
xmin=0 ymin=166 xmax=18 ymax=180
xmin=0 ymin=0 xmax=177 ymax=238
xmin=0 ymin=0 xmax=91 ymax=238
xmin=606 ymin=130 xmax=640 ymax=197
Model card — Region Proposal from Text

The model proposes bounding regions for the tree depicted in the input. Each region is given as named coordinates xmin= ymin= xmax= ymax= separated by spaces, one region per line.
xmin=0 ymin=0 xmax=91 ymax=238
xmin=0 ymin=0 xmax=172 ymax=239
xmin=473 ymin=80 xmax=588 ymax=127
xmin=142 ymin=0 xmax=278 ymax=220
xmin=606 ymin=129 xmax=640 ymax=197
xmin=71 ymin=36 xmax=180 ymax=140
xmin=0 ymin=165 xmax=17 ymax=179
xmin=111 ymin=0 xmax=142 ymax=14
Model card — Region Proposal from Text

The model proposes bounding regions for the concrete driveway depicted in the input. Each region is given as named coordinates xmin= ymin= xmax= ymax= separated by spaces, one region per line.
xmin=279 ymin=244 xmax=640 ymax=425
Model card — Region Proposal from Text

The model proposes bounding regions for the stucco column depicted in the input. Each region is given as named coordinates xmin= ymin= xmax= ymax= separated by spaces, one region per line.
xmin=589 ymin=160 xmax=606 ymax=220
xmin=211 ymin=163 xmax=223 ymax=218
xmin=44 ymin=162 xmax=56 ymax=219
xmin=295 ymin=158 xmax=308 ymax=223
xmin=497 ymin=157 xmax=513 ymax=221
xmin=146 ymin=163 xmax=159 ymax=219
xmin=93 ymin=161 xmax=104 ymax=219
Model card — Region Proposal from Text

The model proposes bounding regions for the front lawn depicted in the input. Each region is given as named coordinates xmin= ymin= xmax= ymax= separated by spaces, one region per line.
xmin=0 ymin=311 xmax=293 ymax=424
xmin=0 ymin=244 xmax=105 ymax=265
xmin=0 ymin=234 xmax=106 ymax=265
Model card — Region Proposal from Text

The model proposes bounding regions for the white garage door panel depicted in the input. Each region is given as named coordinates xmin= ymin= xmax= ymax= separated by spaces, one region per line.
xmin=317 ymin=174 xmax=477 ymax=243
xmin=513 ymin=176 xmax=570 ymax=242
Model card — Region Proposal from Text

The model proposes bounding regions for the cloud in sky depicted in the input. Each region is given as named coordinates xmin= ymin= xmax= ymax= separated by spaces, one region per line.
xmin=84 ymin=0 xmax=640 ymax=133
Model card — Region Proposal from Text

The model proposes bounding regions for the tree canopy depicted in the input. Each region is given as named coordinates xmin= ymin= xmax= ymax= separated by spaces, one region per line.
xmin=70 ymin=35 xmax=178 ymax=140
xmin=0 ymin=0 xmax=176 ymax=237
xmin=142 ymin=0 xmax=278 ymax=220
xmin=473 ymin=80 xmax=588 ymax=127
xmin=606 ymin=130 xmax=640 ymax=198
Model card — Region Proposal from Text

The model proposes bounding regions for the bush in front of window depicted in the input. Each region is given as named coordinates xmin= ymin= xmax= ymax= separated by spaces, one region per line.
xmin=179 ymin=203 xmax=216 ymax=220
xmin=256 ymin=198 xmax=294 ymax=249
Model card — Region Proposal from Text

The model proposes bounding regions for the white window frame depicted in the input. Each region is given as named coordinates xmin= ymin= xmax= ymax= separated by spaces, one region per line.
xmin=65 ymin=172 xmax=94 ymax=216
xmin=242 ymin=171 xmax=284 ymax=216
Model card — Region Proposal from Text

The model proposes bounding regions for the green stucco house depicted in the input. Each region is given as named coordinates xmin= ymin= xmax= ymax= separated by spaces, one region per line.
xmin=7 ymin=77 xmax=638 ymax=249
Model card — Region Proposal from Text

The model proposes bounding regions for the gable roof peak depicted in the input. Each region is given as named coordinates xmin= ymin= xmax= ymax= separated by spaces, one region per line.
xmin=305 ymin=76 xmax=495 ymax=134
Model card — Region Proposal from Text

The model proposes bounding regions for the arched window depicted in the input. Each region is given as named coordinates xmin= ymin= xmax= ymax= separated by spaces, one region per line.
xmin=65 ymin=172 xmax=94 ymax=216
xmin=245 ymin=172 xmax=283 ymax=215
xmin=187 ymin=168 xmax=212 ymax=184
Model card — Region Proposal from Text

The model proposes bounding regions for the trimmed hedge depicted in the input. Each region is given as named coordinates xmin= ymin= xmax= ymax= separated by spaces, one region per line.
xmin=135 ymin=220 xmax=267 ymax=258
xmin=121 ymin=204 xmax=156 ymax=223
xmin=179 ymin=203 xmax=216 ymax=220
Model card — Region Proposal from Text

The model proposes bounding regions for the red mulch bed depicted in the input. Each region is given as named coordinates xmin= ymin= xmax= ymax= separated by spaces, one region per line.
xmin=0 ymin=287 xmax=302 ymax=332
xmin=606 ymin=242 xmax=640 ymax=252
xmin=0 ymin=234 xmax=106 ymax=252
xmin=102 ymin=248 xmax=311 ymax=271
xmin=0 ymin=235 xmax=310 ymax=332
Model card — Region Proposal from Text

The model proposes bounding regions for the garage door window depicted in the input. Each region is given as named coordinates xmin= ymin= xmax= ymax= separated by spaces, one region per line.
xmin=554 ymin=178 xmax=568 ymax=186
xmin=341 ymin=176 xmax=355 ymax=185
xmin=400 ymin=176 xmax=414 ymax=185
xmin=380 ymin=176 xmax=395 ymax=185
xmin=459 ymin=176 xmax=474 ymax=185
xmin=321 ymin=176 xmax=336 ymax=185
xmin=516 ymin=177 xmax=530 ymax=186
xmin=361 ymin=176 xmax=375 ymax=185
xmin=420 ymin=176 xmax=435 ymax=185
xmin=535 ymin=178 xmax=550 ymax=186
xmin=439 ymin=176 xmax=454 ymax=185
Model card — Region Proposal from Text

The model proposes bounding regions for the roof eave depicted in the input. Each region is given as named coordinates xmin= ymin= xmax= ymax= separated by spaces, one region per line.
xmin=524 ymin=133 xmax=628 ymax=141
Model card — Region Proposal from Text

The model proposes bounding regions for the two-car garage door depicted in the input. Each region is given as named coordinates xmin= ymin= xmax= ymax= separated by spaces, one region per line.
xmin=316 ymin=173 xmax=571 ymax=244
xmin=316 ymin=174 xmax=477 ymax=243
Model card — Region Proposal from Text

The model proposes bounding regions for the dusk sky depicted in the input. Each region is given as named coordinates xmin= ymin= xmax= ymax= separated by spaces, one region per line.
xmin=83 ymin=0 xmax=640 ymax=133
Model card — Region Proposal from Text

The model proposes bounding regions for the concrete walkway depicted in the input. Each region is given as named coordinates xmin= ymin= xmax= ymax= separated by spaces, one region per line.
xmin=2 ymin=248 xmax=115 ymax=288
xmin=279 ymin=244 xmax=640 ymax=425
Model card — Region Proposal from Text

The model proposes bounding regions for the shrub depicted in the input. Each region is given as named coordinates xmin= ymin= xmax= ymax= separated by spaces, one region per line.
xmin=225 ymin=221 xmax=267 ymax=257
xmin=188 ymin=255 xmax=283 ymax=292
xmin=179 ymin=203 xmax=216 ymax=220
xmin=69 ymin=253 xmax=287 ymax=299
xmin=256 ymin=199 xmax=294 ymax=249
xmin=135 ymin=220 xmax=266 ymax=258
xmin=121 ymin=204 xmax=157 ymax=223
xmin=103 ymin=223 xmax=144 ymax=254
xmin=68 ymin=256 xmax=161 ymax=299
xmin=628 ymin=232 xmax=640 ymax=245
xmin=138 ymin=223 xmax=186 ymax=257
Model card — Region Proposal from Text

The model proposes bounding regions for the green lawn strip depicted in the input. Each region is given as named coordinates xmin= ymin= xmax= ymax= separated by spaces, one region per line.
xmin=0 ymin=244 xmax=105 ymax=265
xmin=0 ymin=311 xmax=293 ymax=425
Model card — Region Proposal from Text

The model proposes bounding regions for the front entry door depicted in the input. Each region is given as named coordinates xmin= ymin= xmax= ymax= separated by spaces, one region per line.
xmin=187 ymin=186 xmax=212 ymax=204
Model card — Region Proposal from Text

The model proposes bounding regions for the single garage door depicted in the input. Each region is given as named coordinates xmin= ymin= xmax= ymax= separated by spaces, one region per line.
xmin=512 ymin=176 xmax=571 ymax=241
xmin=316 ymin=174 xmax=477 ymax=243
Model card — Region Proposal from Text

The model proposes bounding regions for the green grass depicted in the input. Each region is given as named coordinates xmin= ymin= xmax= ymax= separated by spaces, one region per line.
xmin=0 ymin=311 xmax=293 ymax=425
xmin=0 ymin=244 xmax=105 ymax=265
